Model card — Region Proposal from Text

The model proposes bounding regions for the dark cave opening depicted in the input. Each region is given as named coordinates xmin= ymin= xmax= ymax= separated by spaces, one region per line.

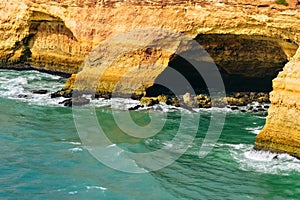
xmin=146 ymin=34 xmax=298 ymax=97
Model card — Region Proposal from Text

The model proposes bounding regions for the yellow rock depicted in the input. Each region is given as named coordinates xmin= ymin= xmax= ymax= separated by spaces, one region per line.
xmin=255 ymin=54 xmax=300 ymax=158
xmin=1 ymin=0 xmax=300 ymax=157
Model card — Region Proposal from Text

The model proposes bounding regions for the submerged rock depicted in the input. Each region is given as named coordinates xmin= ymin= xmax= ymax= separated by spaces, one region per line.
xmin=94 ymin=93 xmax=112 ymax=100
xmin=73 ymin=97 xmax=90 ymax=106
xmin=59 ymin=98 xmax=72 ymax=107
xmin=18 ymin=94 xmax=28 ymax=98
xmin=50 ymin=90 xmax=72 ymax=98
xmin=128 ymin=105 xmax=144 ymax=111
xmin=230 ymin=106 xmax=239 ymax=111
xmin=59 ymin=97 xmax=90 ymax=107
xmin=31 ymin=89 xmax=48 ymax=94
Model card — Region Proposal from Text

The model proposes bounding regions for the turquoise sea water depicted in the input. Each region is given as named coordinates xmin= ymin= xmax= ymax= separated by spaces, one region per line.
xmin=1 ymin=70 xmax=300 ymax=200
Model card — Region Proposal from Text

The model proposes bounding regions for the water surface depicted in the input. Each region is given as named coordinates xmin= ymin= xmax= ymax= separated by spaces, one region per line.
xmin=1 ymin=70 xmax=300 ymax=200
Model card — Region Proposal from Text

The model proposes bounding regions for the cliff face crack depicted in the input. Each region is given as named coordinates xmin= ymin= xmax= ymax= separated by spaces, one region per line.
xmin=5 ymin=35 xmax=33 ymax=67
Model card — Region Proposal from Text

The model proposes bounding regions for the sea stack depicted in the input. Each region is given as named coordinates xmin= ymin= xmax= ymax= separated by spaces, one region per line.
xmin=255 ymin=49 xmax=300 ymax=158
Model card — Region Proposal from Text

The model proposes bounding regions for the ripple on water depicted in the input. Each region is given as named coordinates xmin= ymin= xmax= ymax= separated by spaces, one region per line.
xmin=1 ymin=69 xmax=300 ymax=199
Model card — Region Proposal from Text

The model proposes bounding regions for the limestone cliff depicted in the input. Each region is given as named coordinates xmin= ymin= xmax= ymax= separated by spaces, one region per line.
xmin=1 ymin=0 xmax=300 ymax=75
xmin=255 ymin=49 xmax=300 ymax=158
xmin=1 ymin=0 xmax=300 ymax=157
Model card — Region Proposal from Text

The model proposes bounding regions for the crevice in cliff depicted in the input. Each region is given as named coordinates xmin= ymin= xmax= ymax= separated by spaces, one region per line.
xmin=5 ymin=35 xmax=33 ymax=66
xmin=146 ymin=34 xmax=299 ymax=96
xmin=6 ymin=11 xmax=78 ymax=72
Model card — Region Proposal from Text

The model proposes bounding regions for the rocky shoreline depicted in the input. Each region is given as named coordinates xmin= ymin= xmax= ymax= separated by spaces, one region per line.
xmin=49 ymin=87 xmax=270 ymax=113
xmin=1 ymin=0 xmax=300 ymax=159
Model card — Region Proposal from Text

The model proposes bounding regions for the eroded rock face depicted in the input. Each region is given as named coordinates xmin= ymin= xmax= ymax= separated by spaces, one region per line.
xmin=1 ymin=0 xmax=300 ymax=75
xmin=1 ymin=0 xmax=300 ymax=157
xmin=255 ymin=50 xmax=300 ymax=158
xmin=196 ymin=34 xmax=298 ymax=91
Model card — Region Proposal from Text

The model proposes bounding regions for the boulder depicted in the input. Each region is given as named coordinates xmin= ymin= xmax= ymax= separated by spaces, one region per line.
xmin=140 ymin=97 xmax=159 ymax=106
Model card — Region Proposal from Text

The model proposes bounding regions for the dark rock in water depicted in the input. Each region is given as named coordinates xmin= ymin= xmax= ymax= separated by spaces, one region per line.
xmin=51 ymin=90 xmax=72 ymax=98
xmin=264 ymin=105 xmax=270 ymax=109
xmin=59 ymin=98 xmax=72 ymax=107
xmin=31 ymin=89 xmax=48 ymax=94
xmin=165 ymin=96 xmax=173 ymax=105
xmin=18 ymin=94 xmax=28 ymax=98
xmin=51 ymin=91 xmax=62 ymax=98
xmin=248 ymin=106 xmax=254 ymax=111
xmin=241 ymin=109 xmax=247 ymax=113
xmin=73 ymin=97 xmax=90 ymax=106
xmin=93 ymin=93 xmax=100 ymax=99
xmin=230 ymin=106 xmax=239 ymax=111
xmin=128 ymin=105 xmax=144 ymax=111
xmin=94 ymin=93 xmax=112 ymax=99
xmin=272 ymin=155 xmax=279 ymax=160
xmin=59 ymin=97 xmax=90 ymax=107
xmin=258 ymin=108 xmax=266 ymax=112
xmin=256 ymin=105 xmax=263 ymax=109
xmin=62 ymin=91 xmax=73 ymax=98
xmin=91 ymin=93 xmax=109 ymax=100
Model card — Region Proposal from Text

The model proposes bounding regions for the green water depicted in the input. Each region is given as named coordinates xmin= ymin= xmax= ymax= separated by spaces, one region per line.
xmin=1 ymin=70 xmax=300 ymax=200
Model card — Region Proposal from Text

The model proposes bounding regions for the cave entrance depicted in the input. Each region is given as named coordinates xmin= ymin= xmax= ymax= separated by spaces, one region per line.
xmin=146 ymin=34 xmax=298 ymax=97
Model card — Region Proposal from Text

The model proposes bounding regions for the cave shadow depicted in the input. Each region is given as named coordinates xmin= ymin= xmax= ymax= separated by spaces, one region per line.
xmin=146 ymin=34 xmax=298 ymax=97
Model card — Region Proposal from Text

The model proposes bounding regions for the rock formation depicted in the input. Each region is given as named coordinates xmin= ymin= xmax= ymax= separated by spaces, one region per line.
xmin=1 ymin=0 xmax=300 ymax=157
xmin=255 ymin=49 xmax=300 ymax=158
xmin=1 ymin=0 xmax=299 ymax=76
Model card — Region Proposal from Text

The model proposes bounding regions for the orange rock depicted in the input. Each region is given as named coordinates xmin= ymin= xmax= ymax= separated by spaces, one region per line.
xmin=1 ymin=0 xmax=300 ymax=157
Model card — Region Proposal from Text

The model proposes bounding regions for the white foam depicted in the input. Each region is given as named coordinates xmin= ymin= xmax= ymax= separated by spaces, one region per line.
xmin=193 ymin=107 xmax=231 ymax=113
xmin=0 ymin=70 xmax=66 ymax=106
xmin=68 ymin=191 xmax=78 ymax=195
xmin=86 ymin=145 xmax=149 ymax=173
xmin=106 ymin=144 xmax=117 ymax=148
xmin=68 ymin=142 xmax=82 ymax=145
xmin=254 ymin=115 xmax=267 ymax=119
xmin=162 ymin=142 xmax=173 ymax=149
xmin=0 ymin=70 xmax=272 ymax=112
xmin=86 ymin=186 xmax=107 ymax=191
xmin=69 ymin=147 xmax=83 ymax=152
xmin=229 ymin=144 xmax=300 ymax=175
xmin=245 ymin=126 xmax=263 ymax=135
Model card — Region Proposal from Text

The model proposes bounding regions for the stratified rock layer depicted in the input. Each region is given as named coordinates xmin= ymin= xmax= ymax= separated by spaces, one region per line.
xmin=255 ymin=50 xmax=300 ymax=158
xmin=1 ymin=0 xmax=300 ymax=157
xmin=1 ymin=0 xmax=300 ymax=75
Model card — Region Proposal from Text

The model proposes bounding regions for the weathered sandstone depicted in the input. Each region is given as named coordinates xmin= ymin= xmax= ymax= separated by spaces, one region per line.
xmin=1 ymin=0 xmax=300 ymax=157
xmin=255 ymin=49 xmax=300 ymax=158
xmin=1 ymin=0 xmax=299 ymax=76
